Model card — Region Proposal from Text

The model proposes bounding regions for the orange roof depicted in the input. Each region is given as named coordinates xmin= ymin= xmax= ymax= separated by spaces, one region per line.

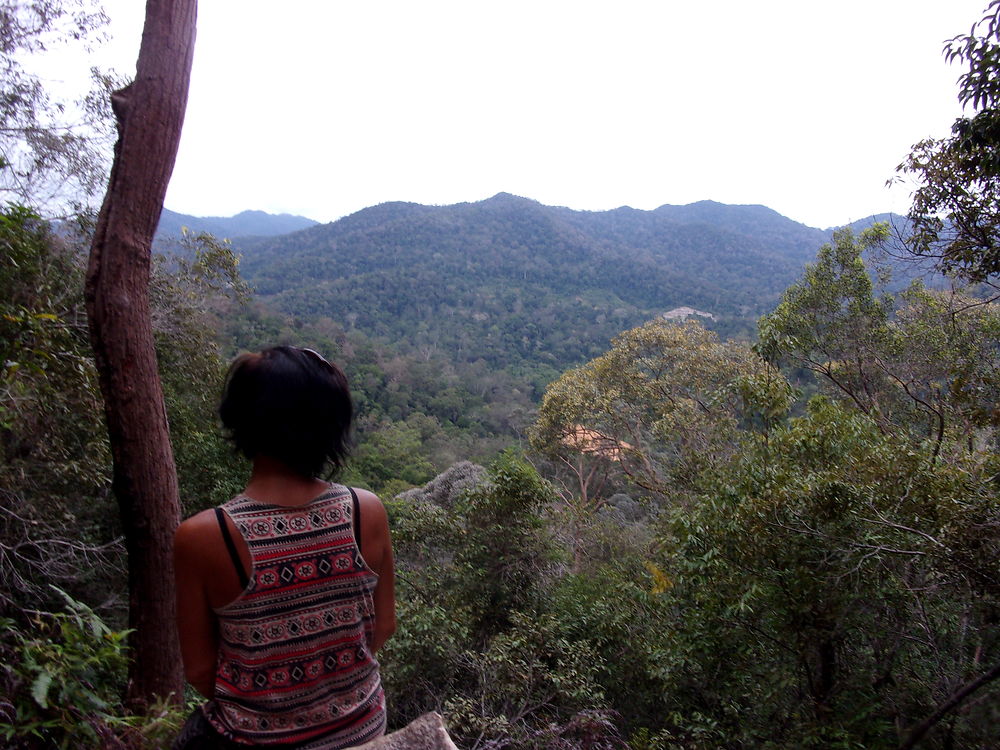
xmin=561 ymin=426 xmax=630 ymax=460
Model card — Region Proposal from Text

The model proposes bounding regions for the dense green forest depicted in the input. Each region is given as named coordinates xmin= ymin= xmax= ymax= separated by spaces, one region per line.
xmin=3 ymin=1 xmax=1000 ymax=748
xmin=231 ymin=194 xmax=832 ymax=370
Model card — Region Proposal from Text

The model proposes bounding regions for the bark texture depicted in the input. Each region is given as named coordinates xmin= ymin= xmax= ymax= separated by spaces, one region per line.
xmin=84 ymin=0 xmax=197 ymax=707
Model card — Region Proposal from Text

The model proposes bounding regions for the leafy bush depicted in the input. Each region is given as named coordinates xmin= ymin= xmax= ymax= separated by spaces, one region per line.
xmin=443 ymin=613 xmax=619 ymax=749
xmin=0 ymin=588 xmax=184 ymax=748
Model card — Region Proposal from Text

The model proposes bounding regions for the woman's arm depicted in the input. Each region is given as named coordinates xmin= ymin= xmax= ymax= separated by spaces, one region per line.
xmin=356 ymin=489 xmax=396 ymax=652
xmin=173 ymin=511 xmax=221 ymax=699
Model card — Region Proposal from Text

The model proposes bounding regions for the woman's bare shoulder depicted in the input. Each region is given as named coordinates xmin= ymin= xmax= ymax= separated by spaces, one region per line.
xmin=350 ymin=487 xmax=390 ymax=542
xmin=174 ymin=509 xmax=219 ymax=556
xmin=352 ymin=487 xmax=385 ymax=513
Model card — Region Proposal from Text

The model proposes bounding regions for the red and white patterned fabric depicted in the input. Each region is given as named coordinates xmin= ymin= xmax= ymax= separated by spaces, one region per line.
xmin=204 ymin=485 xmax=385 ymax=748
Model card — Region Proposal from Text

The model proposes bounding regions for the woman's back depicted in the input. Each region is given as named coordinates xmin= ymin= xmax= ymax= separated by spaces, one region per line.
xmin=205 ymin=485 xmax=385 ymax=748
xmin=173 ymin=347 xmax=395 ymax=749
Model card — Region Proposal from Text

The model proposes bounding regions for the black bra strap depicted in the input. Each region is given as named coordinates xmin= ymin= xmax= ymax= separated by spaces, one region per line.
xmin=215 ymin=507 xmax=249 ymax=590
xmin=349 ymin=487 xmax=362 ymax=554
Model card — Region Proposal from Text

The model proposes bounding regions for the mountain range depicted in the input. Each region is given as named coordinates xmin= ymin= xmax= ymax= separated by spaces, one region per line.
xmin=156 ymin=208 xmax=318 ymax=239
xmin=166 ymin=194 xmax=899 ymax=375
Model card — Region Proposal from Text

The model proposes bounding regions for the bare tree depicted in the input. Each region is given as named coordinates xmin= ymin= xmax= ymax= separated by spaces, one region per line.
xmin=85 ymin=0 xmax=197 ymax=708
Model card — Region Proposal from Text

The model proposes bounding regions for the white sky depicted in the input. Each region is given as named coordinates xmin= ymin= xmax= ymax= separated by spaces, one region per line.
xmin=89 ymin=0 xmax=989 ymax=229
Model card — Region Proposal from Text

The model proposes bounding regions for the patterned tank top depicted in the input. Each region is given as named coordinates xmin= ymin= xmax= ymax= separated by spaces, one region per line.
xmin=204 ymin=484 xmax=386 ymax=748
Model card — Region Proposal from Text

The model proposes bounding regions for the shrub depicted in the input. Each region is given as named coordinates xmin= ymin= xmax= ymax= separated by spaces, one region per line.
xmin=0 ymin=588 xmax=184 ymax=749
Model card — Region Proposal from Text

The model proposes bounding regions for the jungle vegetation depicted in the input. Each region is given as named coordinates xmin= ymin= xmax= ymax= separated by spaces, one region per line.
xmin=3 ymin=0 xmax=1000 ymax=748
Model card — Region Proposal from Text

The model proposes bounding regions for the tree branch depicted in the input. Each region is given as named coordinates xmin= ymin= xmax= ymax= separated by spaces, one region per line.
xmin=898 ymin=662 xmax=1000 ymax=750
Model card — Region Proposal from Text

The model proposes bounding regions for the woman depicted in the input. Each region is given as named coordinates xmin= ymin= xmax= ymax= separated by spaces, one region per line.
xmin=173 ymin=346 xmax=395 ymax=749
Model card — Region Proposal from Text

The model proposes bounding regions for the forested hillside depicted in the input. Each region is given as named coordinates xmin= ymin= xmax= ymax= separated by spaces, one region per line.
xmin=206 ymin=195 xmax=859 ymax=498
xmin=232 ymin=193 xmax=837 ymax=372
xmin=181 ymin=197 xmax=914 ymax=503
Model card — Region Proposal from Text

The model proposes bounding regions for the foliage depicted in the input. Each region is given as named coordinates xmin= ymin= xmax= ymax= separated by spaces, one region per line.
xmin=453 ymin=451 xmax=557 ymax=642
xmin=947 ymin=0 xmax=1000 ymax=111
xmin=1 ymin=201 xmax=252 ymax=620
xmin=897 ymin=130 xmax=1000 ymax=283
xmin=235 ymin=195 xmax=826 ymax=379
xmin=219 ymin=300 xmax=531 ymax=491
xmin=895 ymin=1 xmax=1000 ymax=282
xmin=546 ymin=564 xmax=670 ymax=737
xmin=515 ymin=221 xmax=1000 ymax=746
xmin=383 ymin=453 xmax=604 ymax=748
xmin=647 ymin=396 xmax=1000 ymax=747
xmin=343 ymin=416 xmax=437 ymax=495
xmin=0 ymin=205 xmax=106 ymax=491
xmin=759 ymin=224 xmax=1000 ymax=459
xmin=0 ymin=0 xmax=121 ymax=213
xmin=0 ymin=202 xmax=250 ymax=743
xmin=443 ymin=613 xmax=620 ymax=750
xmin=0 ymin=205 xmax=120 ymax=613
xmin=151 ymin=230 xmax=251 ymax=515
xmin=0 ymin=588 xmax=185 ymax=748
xmin=532 ymin=318 xmax=792 ymax=505
xmin=384 ymin=451 xmax=691 ymax=747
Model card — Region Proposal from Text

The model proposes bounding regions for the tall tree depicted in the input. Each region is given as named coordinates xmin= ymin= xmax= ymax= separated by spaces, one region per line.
xmin=758 ymin=224 xmax=1000 ymax=461
xmin=84 ymin=0 xmax=197 ymax=707
xmin=896 ymin=1 xmax=1000 ymax=284
xmin=0 ymin=0 xmax=118 ymax=212
xmin=531 ymin=318 xmax=792 ymax=504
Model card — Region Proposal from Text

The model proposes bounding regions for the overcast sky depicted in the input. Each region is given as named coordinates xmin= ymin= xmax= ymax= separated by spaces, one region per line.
xmin=90 ymin=0 xmax=988 ymax=229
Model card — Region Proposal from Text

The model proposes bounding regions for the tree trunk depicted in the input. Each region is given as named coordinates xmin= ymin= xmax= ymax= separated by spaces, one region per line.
xmin=84 ymin=0 xmax=197 ymax=708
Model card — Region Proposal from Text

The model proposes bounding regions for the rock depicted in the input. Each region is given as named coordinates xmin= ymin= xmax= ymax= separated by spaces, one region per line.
xmin=352 ymin=712 xmax=459 ymax=749
xmin=600 ymin=493 xmax=647 ymax=523
xmin=662 ymin=305 xmax=715 ymax=321
xmin=395 ymin=461 xmax=486 ymax=509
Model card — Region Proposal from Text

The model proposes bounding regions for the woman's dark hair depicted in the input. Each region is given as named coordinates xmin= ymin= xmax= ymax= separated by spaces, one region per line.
xmin=219 ymin=346 xmax=353 ymax=478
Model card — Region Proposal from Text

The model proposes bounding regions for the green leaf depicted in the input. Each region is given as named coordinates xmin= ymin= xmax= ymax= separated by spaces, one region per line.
xmin=31 ymin=671 xmax=53 ymax=708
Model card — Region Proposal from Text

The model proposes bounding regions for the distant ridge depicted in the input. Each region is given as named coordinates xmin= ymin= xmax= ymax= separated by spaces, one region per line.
xmin=226 ymin=193 xmax=904 ymax=372
xmin=843 ymin=212 xmax=911 ymax=235
xmin=156 ymin=208 xmax=319 ymax=240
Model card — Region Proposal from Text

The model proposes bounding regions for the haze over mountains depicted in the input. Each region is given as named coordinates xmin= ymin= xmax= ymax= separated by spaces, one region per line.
xmin=160 ymin=194 xmax=897 ymax=374
xmin=156 ymin=208 xmax=318 ymax=239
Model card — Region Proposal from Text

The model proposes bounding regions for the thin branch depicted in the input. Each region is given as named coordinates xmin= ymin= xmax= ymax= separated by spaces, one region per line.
xmin=858 ymin=511 xmax=947 ymax=549
xmin=898 ymin=662 xmax=1000 ymax=750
